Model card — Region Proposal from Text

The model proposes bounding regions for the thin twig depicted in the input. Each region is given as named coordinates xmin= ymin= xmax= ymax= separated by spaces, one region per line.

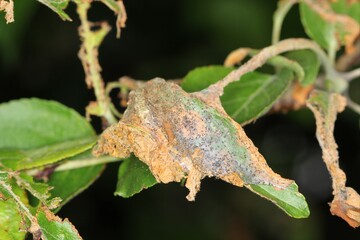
xmin=347 ymin=99 xmax=360 ymax=115
xmin=336 ymin=38 xmax=360 ymax=71
xmin=55 ymin=156 xmax=121 ymax=172
xmin=272 ymin=0 xmax=297 ymax=44
xmin=207 ymin=38 xmax=337 ymax=97
xmin=224 ymin=47 xmax=305 ymax=82
xmin=77 ymin=1 xmax=117 ymax=125
xmin=342 ymin=68 xmax=360 ymax=82
xmin=345 ymin=90 xmax=360 ymax=115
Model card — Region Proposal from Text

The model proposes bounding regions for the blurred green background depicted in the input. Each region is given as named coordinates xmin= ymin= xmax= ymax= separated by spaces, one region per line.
xmin=0 ymin=0 xmax=360 ymax=239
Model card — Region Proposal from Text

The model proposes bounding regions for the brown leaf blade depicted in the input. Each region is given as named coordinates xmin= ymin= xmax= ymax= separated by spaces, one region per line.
xmin=307 ymin=90 xmax=360 ymax=228
xmin=94 ymin=79 xmax=293 ymax=200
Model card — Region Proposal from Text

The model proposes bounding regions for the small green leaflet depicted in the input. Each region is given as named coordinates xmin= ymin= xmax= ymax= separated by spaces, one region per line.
xmin=0 ymin=178 xmax=29 ymax=240
xmin=285 ymin=49 xmax=320 ymax=86
xmin=115 ymin=155 xmax=157 ymax=198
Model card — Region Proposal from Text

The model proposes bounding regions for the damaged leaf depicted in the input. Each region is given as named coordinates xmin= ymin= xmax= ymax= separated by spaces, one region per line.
xmin=331 ymin=0 xmax=360 ymax=24
xmin=299 ymin=0 xmax=360 ymax=53
xmin=307 ymin=90 xmax=360 ymax=228
xmin=94 ymin=78 xmax=309 ymax=218
xmin=115 ymin=155 xmax=157 ymax=198
xmin=37 ymin=207 xmax=82 ymax=240
xmin=48 ymin=150 xmax=105 ymax=209
xmin=15 ymin=173 xmax=61 ymax=209
xmin=0 ymin=179 xmax=29 ymax=240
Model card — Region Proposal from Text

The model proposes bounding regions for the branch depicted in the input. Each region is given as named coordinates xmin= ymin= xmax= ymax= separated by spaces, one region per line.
xmin=207 ymin=38 xmax=337 ymax=97
xmin=341 ymin=68 xmax=360 ymax=82
xmin=55 ymin=156 xmax=120 ymax=172
xmin=307 ymin=91 xmax=360 ymax=227
xmin=77 ymin=1 xmax=117 ymax=125
xmin=272 ymin=0 xmax=297 ymax=44
xmin=224 ymin=47 xmax=305 ymax=82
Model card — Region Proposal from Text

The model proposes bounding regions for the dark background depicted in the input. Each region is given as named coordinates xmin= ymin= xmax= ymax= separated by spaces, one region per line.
xmin=1 ymin=0 xmax=360 ymax=239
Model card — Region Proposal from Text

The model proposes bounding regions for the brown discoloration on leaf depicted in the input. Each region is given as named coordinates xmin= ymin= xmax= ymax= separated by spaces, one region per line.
xmin=271 ymin=82 xmax=314 ymax=113
xmin=307 ymin=91 xmax=346 ymax=193
xmin=41 ymin=207 xmax=62 ymax=222
xmin=336 ymin=37 xmax=360 ymax=71
xmin=224 ymin=48 xmax=251 ymax=67
xmin=330 ymin=187 xmax=360 ymax=228
xmin=0 ymin=0 xmax=14 ymax=23
xmin=222 ymin=172 xmax=244 ymax=187
xmin=291 ymin=83 xmax=314 ymax=108
xmin=37 ymin=207 xmax=83 ymax=239
xmin=307 ymin=90 xmax=360 ymax=228
xmin=95 ymin=79 xmax=292 ymax=200
xmin=302 ymin=0 xmax=360 ymax=53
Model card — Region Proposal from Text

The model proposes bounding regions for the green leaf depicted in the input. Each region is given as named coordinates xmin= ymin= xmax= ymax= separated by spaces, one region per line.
xmin=0 ymin=98 xmax=95 ymax=149
xmin=37 ymin=208 xmax=82 ymax=240
xmin=249 ymin=182 xmax=310 ymax=218
xmin=299 ymin=1 xmax=359 ymax=53
xmin=221 ymin=69 xmax=293 ymax=124
xmin=1 ymin=136 xmax=97 ymax=170
xmin=37 ymin=0 xmax=71 ymax=21
xmin=331 ymin=0 xmax=360 ymax=23
xmin=182 ymin=66 xmax=293 ymax=124
xmin=0 ymin=149 xmax=27 ymax=164
xmin=48 ymin=150 xmax=105 ymax=208
xmin=181 ymin=66 xmax=234 ymax=93
xmin=115 ymin=155 xmax=157 ymax=198
xmin=0 ymin=98 xmax=96 ymax=169
xmin=299 ymin=3 xmax=334 ymax=50
xmin=0 ymin=180 xmax=29 ymax=240
xmin=285 ymin=49 xmax=320 ymax=86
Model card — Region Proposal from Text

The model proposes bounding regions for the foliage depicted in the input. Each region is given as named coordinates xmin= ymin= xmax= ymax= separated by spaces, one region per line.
xmin=1 ymin=0 xmax=360 ymax=238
